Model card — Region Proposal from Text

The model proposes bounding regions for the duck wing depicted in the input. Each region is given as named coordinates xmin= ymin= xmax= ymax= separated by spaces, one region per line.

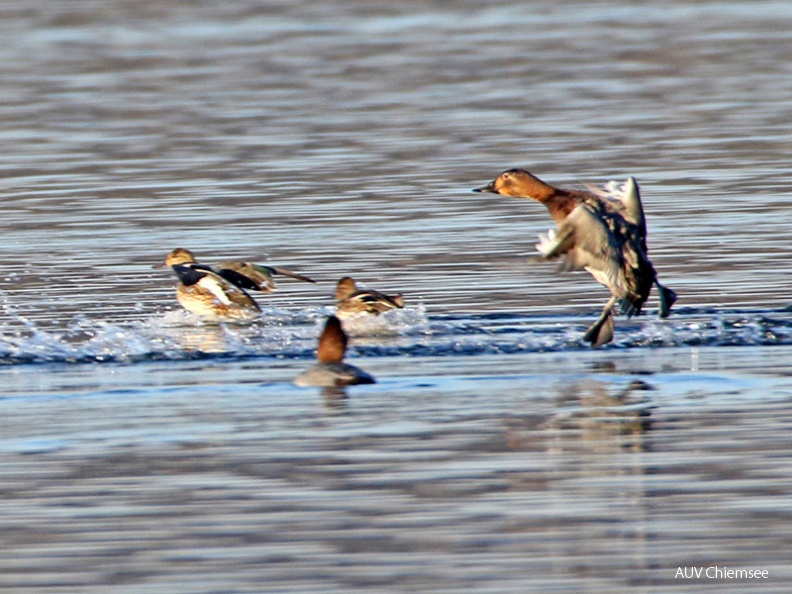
xmin=193 ymin=273 xmax=253 ymax=307
xmin=591 ymin=179 xmax=677 ymax=318
xmin=585 ymin=177 xmax=647 ymax=242
xmin=269 ymin=266 xmax=316 ymax=284
xmin=354 ymin=290 xmax=404 ymax=309
xmin=536 ymin=204 xmax=628 ymax=298
xmin=337 ymin=289 xmax=405 ymax=317
xmin=217 ymin=261 xmax=315 ymax=293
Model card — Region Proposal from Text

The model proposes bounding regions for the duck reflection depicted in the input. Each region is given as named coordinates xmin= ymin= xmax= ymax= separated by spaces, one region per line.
xmin=164 ymin=322 xmax=232 ymax=354
xmin=547 ymin=378 xmax=655 ymax=452
xmin=320 ymin=386 xmax=350 ymax=411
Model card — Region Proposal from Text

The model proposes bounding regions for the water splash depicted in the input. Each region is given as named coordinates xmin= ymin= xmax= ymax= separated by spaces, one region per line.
xmin=0 ymin=308 xmax=791 ymax=365
xmin=336 ymin=303 xmax=432 ymax=337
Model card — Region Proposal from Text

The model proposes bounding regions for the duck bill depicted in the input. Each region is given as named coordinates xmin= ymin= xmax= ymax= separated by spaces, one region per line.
xmin=472 ymin=181 xmax=498 ymax=194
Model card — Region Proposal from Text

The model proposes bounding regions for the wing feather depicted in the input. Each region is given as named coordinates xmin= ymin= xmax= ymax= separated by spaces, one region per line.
xmin=535 ymin=204 xmax=628 ymax=297
xmin=218 ymin=261 xmax=315 ymax=292
xmin=585 ymin=177 xmax=646 ymax=240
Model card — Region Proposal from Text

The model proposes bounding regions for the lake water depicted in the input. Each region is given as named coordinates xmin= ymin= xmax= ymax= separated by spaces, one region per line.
xmin=1 ymin=1 xmax=792 ymax=592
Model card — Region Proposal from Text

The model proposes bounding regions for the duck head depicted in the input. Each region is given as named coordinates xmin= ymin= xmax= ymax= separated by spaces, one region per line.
xmin=160 ymin=248 xmax=198 ymax=268
xmin=473 ymin=169 xmax=550 ymax=199
xmin=317 ymin=315 xmax=348 ymax=364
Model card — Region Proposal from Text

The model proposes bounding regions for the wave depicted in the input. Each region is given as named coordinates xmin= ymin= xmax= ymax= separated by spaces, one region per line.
xmin=1 ymin=306 xmax=791 ymax=365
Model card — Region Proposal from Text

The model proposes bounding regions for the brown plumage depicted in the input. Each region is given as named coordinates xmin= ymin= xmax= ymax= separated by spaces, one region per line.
xmin=160 ymin=248 xmax=261 ymax=322
xmin=159 ymin=248 xmax=315 ymax=322
xmin=334 ymin=276 xmax=404 ymax=319
xmin=317 ymin=315 xmax=347 ymax=363
xmin=474 ymin=169 xmax=676 ymax=346
xmin=217 ymin=260 xmax=315 ymax=293
xmin=294 ymin=315 xmax=376 ymax=387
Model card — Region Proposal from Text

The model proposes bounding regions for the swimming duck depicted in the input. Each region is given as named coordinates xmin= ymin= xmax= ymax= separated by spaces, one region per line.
xmin=294 ymin=315 xmax=376 ymax=387
xmin=160 ymin=248 xmax=315 ymax=322
xmin=334 ymin=276 xmax=404 ymax=319
xmin=474 ymin=169 xmax=676 ymax=346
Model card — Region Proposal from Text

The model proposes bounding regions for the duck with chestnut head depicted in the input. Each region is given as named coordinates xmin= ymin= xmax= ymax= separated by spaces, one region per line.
xmin=475 ymin=169 xmax=676 ymax=346
xmin=294 ymin=315 xmax=376 ymax=387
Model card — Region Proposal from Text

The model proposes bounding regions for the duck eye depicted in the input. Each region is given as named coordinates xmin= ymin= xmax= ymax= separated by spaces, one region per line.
xmin=502 ymin=172 xmax=510 ymax=180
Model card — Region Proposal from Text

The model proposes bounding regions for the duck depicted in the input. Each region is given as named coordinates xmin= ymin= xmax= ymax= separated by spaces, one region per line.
xmin=334 ymin=276 xmax=404 ymax=319
xmin=159 ymin=247 xmax=315 ymax=322
xmin=474 ymin=169 xmax=676 ymax=347
xmin=294 ymin=315 xmax=376 ymax=387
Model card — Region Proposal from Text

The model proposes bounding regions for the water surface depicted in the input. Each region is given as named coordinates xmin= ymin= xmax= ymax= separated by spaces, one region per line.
xmin=1 ymin=1 xmax=792 ymax=592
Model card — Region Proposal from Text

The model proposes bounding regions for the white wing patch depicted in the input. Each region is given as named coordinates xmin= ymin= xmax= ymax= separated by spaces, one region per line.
xmin=535 ymin=228 xmax=559 ymax=258
xmin=197 ymin=275 xmax=233 ymax=305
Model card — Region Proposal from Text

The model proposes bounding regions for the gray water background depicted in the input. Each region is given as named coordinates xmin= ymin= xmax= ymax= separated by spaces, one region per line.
xmin=1 ymin=1 xmax=792 ymax=592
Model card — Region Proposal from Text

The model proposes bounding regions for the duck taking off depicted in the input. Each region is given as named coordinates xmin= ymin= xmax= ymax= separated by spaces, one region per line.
xmin=334 ymin=276 xmax=404 ymax=319
xmin=160 ymin=248 xmax=315 ymax=322
xmin=474 ymin=169 xmax=676 ymax=347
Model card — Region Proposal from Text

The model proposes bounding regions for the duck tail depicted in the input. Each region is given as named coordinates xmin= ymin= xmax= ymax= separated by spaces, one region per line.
xmin=656 ymin=282 xmax=677 ymax=318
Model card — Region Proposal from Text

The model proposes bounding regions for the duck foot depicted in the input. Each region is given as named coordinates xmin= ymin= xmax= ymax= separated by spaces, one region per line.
xmin=582 ymin=295 xmax=618 ymax=347
xmin=583 ymin=312 xmax=614 ymax=347
xmin=656 ymin=282 xmax=677 ymax=319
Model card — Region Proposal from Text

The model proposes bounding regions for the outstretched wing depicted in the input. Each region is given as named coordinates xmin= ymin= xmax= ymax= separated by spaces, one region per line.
xmin=269 ymin=266 xmax=316 ymax=284
xmin=585 ymin=177 xmax=646 ymax=241
xmin=218 ymin=261 xmax=315 ymax=293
